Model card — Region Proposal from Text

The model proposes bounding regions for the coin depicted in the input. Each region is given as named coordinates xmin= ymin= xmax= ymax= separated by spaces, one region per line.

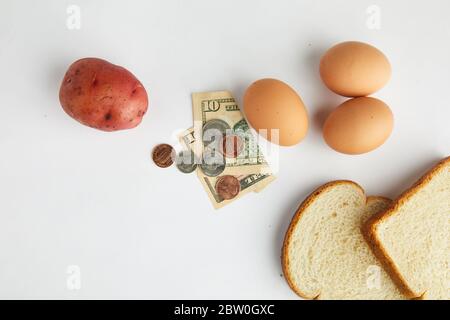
xmin=175 ymin=150 xmax=198 ymax=174
xmin=200 ymin=149 xmax=225 ymax=177
xmin=202 ymin=119 xmax=230 ymax=149
xmin=215 ymin=175 xmax=241 ymax=200
xmin=152 ymin=144 xmax=175 ymax=168
xmin=220 ymin=134 xmax=244 ymax=158
xmin=200 ymin=161 xmax=225 ymax=177
xmin=203 ymin=119 xmax=230 ymax=136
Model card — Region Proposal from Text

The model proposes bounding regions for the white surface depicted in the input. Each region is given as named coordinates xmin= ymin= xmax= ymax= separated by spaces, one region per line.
xmin=0 ymin=0 xmax=449 ymax=299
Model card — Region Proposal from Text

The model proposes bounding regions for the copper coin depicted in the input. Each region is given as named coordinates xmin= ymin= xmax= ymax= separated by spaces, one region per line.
xmin=215 ymin=175 xmax=241 ymax=200
xmin=152 ymin=144 xmax=175 ymax=168
xmin=220 ymin=134 xmax=244 ymax=158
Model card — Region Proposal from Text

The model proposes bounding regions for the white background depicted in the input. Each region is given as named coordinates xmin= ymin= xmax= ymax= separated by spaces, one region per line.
xmin=0 ymin=0 xmax=449 ymax=299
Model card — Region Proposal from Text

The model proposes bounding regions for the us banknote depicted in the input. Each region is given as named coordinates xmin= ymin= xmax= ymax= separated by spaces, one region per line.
xmin=191 ymin=91 xmax=271 ymax=176
xmin=178 ymin=126 xmax=275 ymax=209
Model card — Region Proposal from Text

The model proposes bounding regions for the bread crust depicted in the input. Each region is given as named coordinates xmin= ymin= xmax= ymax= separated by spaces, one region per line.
xmin=281 ymin=180 xmax=389 ymax=299
xmin=363 ymin=156 xmax=450 ymax=299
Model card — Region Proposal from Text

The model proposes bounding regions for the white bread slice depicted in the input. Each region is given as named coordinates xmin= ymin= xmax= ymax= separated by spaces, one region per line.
xmin=282 ymin=181 xmax=406 ymax=300
xmin=364 ymin=157 xmax=450 ymax=300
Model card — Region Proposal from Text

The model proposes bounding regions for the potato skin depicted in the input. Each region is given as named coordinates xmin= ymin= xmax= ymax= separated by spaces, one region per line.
xmin=59 ymin=58 xmax=148 ymax=131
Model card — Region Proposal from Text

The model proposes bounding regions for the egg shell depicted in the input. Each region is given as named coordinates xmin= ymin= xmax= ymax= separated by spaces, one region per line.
xmin=243 ymin=79 xmax=309 ymax=146
xmin=320 ymin=41 xmax=391 ymax=97
xmin=323 ymin=97 xmax=394 ymax=155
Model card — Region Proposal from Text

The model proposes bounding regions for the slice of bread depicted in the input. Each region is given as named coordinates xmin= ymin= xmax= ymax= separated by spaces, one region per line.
xmin=364 ymin=157 xmax=450 ymax=300
xmin=282 ymin=181 xmax=406 ymax=300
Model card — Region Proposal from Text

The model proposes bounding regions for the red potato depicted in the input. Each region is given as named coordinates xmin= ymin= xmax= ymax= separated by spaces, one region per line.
xmin=59 ymin=58 xmax=148 ymax=131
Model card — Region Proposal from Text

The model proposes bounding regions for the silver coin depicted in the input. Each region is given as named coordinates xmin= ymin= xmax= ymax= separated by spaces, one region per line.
xmin=175 ymin=150 xmax=198 ymax=174
xmin=200 ymin=150 xmax=225 ymax=177
xmin=203 ymin=119 xmax=231 ymax=135
xmin=202 ymin=119 xmax=231 ymax=149
xmin=200 ymin=162 xmax=225 ymax=177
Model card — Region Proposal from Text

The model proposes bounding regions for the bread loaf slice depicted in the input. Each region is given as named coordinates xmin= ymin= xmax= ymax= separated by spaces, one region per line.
xmin=364 ymin=157 xmax=450 ymax=300
xmin=282 ymin=181 xmax=406 ymax=299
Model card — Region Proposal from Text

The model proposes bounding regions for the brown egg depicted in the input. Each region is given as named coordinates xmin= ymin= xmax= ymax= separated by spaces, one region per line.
xmin=323 ymin=97 xmax=393 ymax=155
xmin=320 ymin=41 xmax=391 ymax=97
xmin=243 ymin=79 xmax=308 ymax=146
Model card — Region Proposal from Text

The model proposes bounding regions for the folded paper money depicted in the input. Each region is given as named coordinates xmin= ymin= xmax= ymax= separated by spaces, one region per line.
xmin=178 ymin=91 xmax=275 ymax=209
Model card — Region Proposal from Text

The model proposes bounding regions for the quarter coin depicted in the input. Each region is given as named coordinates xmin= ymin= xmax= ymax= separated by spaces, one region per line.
xmin=175 ymin=150 xmax=198 ymax=174
xmin=200 ymin=161 xmax=225 ymax=177
xmin=152 ymin=144 xmax=175 ymax=168
xmin=202 ymin=119 xmax=230 ymax=149
xmin=215 ymin=175 xmax=241 ymax=200
xmin=200 ymin=149 xmax=225 ymax=177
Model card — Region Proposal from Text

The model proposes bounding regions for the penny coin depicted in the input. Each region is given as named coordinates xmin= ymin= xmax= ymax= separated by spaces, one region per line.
xmin=175 ymin=150 xmax=198 ymax=174
xmin=152 ymin=144 xmax=175 ymax=168
xmin=215 ymin=175 xmax=241 ymax=200
xmin=202 ymin=119 xmax=230 ymax=149
xmin=220 ymin=134 xmax=244 ymax=158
